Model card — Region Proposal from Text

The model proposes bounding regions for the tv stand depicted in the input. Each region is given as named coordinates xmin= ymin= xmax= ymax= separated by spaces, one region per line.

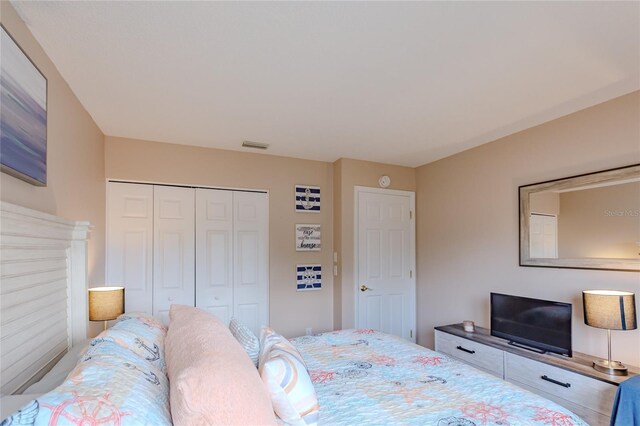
xmin=434 ymin=323 xmax=639 ymax=426
xmin=508 ymin=340 xmax=546 ymax=354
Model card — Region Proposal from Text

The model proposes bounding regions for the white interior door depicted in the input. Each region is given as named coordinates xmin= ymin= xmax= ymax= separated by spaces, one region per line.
xmin=529 ymin=214 xmax=558 ymax=258
xmin=107 ymin=182 xmax=153 ymax=314
xmin=195 ymin=188 xmax=234 ymax=324
xmin=233 ymin=191 xmax=269 ymax=337
xmin=356 ymin=187 xmax=415 ymax=341
xmin=153 ymin=186 xmax=195 ymax=324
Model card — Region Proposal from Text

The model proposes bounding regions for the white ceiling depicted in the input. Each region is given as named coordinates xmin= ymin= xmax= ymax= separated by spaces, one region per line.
xmin=11 ymin=1 xmax=640 ymax=167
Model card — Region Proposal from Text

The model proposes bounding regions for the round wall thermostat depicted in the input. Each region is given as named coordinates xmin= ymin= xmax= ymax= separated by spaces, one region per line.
xmin=378 ymin=175 xmax=391 ymax=188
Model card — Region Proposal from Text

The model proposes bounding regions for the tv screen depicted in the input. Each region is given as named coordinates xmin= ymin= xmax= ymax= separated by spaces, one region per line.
xmin=491 ymin=293 xmax=572 ymax=356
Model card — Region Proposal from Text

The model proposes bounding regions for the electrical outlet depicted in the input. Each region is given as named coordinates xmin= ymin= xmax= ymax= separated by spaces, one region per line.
xmin=306 ymin=327 xmax=312 ymax=336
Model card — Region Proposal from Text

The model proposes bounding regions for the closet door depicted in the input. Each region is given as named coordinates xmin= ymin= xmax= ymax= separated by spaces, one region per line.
xmin=153 ymin=186 xmax=195 ymax=324
xmin=195 ymin=189 xmax=234 ymax=324
xmin=234 ymin=191 xmax=269 ymax=336
xmin=107 ymin=182 xmax=153 ymax=314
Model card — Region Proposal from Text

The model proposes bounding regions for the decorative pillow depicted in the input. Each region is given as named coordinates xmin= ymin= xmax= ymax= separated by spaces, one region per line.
xmin=165 ymin=305 xmax=276 ymax=426
xmin=3 ymin=337 xmax=171 ymax=425
xmin=82 ymin=339 xmax=164 ymax=377
xmin=229 ymin=317 xmax=260 ymax=367
xmin=86 ymin=328 xmax=166 ymax=373
xmin=259 ymin=327 xmax=319 ymax=426
xmin=115 ymin=311 xmax=167 ymax=333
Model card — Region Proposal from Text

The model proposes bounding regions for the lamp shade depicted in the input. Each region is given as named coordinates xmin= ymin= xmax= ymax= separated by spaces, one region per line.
xmin=88 ymin=287 xmax=125 ymax=321
xmin=583 ymin=290 xmax=637 ymax=330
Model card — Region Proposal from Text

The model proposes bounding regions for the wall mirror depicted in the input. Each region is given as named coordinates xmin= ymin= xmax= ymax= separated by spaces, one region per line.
xmin=519 ymin=164 xmax=640 ymax=272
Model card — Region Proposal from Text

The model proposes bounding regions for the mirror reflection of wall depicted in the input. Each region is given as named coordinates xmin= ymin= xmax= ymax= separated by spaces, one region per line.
xmin=558 ymin=181 xmax=639 ymax=259
xmin=529 ymin=181 xmax=640 ymax=260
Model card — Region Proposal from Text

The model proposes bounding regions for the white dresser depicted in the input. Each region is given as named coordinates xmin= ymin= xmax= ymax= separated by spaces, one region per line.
xmin=435 ymin=324 xmax=639 ymax=426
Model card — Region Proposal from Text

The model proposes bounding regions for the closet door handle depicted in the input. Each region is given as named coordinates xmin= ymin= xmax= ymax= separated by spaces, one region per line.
xmin=540 ymin=375 xmax=571 ymax=388
xmin=456 ymin=345 xmax=475 ymax=354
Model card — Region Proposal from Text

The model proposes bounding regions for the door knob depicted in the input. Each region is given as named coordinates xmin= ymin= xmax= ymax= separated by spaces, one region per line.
xmin=360 ymin=284 xmax=373 ymax=292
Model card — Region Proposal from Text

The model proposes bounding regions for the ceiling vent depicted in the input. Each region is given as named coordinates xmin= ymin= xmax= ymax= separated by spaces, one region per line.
xmin=242 ymin=140 xmax=269 ymax=150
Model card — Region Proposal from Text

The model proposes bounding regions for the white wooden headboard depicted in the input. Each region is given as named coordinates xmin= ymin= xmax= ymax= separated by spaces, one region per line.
xmin=0 ymin=201 xmax=90 ymax=395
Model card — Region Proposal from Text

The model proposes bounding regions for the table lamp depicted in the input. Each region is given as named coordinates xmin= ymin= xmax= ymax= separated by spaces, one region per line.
xmin=583 ymin=290 xmax=637 ymax=376
xmin=88 ymin=286 xmax=125 ymax=330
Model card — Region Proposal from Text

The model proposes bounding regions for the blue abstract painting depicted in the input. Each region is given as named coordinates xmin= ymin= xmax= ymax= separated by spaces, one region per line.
xmin=1 ymin=25 xmax=47 ymax=186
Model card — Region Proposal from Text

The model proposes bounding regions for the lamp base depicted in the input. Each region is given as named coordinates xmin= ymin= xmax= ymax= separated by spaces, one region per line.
xmin=593 ymin=359 xmax=628 ymax=376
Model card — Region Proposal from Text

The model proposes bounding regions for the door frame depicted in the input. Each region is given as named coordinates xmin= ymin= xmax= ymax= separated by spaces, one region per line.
xmin=528 ymin=213 xmax=558 ymax=259
xmin=353 ymin=186 xmax=416 ymax=341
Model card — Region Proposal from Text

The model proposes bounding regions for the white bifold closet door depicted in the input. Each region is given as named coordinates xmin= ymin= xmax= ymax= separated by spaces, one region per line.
xmin=107 ymin=182 xmax=154 ymax=314
xmin=108 ymin=182 xmax=268 ymax=331
xmin=195 ymin=189 xmax=268 ymax=336
xmin=153 ymin=186 xmax=195 ymax=324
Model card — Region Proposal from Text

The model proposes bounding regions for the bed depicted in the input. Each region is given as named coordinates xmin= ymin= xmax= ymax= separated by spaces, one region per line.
xmin=2 ymin=320 xmax=588 ymax=425
xmin=290 ymin=329 xmax=586 ymax=425
xmin=0 ymin=202 xmax=587 ymax=425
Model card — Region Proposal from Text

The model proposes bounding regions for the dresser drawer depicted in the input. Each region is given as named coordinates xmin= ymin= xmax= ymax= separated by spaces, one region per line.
xmin=435 ymin=330 xmax=504 ymax=377
xmin=505 ymin=352 xmax=617 ymax=416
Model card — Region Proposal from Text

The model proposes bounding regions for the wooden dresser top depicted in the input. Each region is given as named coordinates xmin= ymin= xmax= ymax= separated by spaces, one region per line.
xmin=435 ymin=323 xmax=639 ymax=386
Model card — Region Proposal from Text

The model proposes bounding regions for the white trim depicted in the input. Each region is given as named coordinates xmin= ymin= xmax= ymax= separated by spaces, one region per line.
xmin=0 ymin=201 xmax=91 ymax=394
xmin=68 ymin=222 xmax=91 ymax=346
xmin=353 ymin=186 xmax=416 ymax=342
xmin=106 ymin=178 xmax=268 ymax=194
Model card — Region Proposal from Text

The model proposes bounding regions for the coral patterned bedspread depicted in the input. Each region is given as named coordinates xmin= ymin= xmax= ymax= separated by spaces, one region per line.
xmin=290 ymin=329 xmax=587 ymax=426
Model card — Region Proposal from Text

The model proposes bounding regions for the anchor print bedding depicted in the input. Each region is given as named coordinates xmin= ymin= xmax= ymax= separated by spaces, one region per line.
xmin=290 ymin=329 xmax=588 ymax=426
xmin=1 ymin=313 xmax=171 ymax=426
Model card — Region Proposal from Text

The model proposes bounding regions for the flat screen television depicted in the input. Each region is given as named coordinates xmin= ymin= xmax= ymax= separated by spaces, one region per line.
xmin=490 ymin=292 xmax=572 ymax=357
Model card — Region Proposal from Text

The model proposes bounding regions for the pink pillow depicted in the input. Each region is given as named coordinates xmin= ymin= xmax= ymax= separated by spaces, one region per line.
xmin=165 ymin=305 xmax=276 ymax=426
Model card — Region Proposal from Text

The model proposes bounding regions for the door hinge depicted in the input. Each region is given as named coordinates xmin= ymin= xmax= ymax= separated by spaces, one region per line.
xmin=410 ymin=210 xmax=413 ymax=219
xmin=409 ymin=270 xmax=413 ymax=278
xmin=410 ymin=329 xmax=413 ymax=338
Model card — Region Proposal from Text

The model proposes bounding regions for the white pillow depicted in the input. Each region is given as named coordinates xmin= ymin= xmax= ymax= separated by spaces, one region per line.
xmin=229 ymin=317 xmax=260 ymax=367
xmin=259 ymin=327 xmax=319 ymax=426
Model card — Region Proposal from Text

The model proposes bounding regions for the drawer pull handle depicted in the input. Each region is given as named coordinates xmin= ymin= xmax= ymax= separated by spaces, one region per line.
xmin=541 ymin=375 xmax=571 ymax=388
xmin=456 ymin=345 xmax=476 ymax=354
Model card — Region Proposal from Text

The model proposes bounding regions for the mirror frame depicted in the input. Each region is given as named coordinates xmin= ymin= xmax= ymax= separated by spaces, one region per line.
xmin=519 ymin=163 xmax=640 ymax=272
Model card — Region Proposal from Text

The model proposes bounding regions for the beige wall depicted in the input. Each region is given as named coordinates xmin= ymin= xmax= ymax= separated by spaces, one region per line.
xmin=529 ymin=191 xmax=560 ymax=216
xmin=416 ymin=91 xmax=640 ymax=366
xmin=0 ymin=3 xmax=106 ymax=324
xmin=558 ymin=182 xmax=640 ymax=259
xmin=333 ymin=158 xmax=416 ymax=329
xmin=4 ymin=0 xmax=638 ymax=363
xmin=105 ymin=137 xmax=333 ymax=338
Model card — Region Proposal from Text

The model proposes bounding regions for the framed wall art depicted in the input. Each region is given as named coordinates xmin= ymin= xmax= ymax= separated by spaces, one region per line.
xmin=296 ymin=224 xmax=321 ymax=251
xmin=296 ymin=264 xmax=321 ymax=291
xmin=0 ymin=25 xmax=47 ymax=186
xmin=295 ymin=185 xmax=320 ymax=212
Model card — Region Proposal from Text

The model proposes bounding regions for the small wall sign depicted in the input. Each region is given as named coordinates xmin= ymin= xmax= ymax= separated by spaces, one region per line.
xmin=296 ymin=224 xmax=321 ymax=251
xmin=297 ymin=264 xmax=322 ymax=291
xmin=295 ymin=185 xmax=320 ymax=212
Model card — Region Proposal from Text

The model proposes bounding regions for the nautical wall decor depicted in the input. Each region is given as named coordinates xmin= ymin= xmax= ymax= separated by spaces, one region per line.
xmin=296 ymin=224 xmax=321 ymax=251
xmin=296 ymin=264 xmax=322 ymax=291
xmin=295 ymin=185 xmax=320 ymax=212
xmin=0 ymin=25 xmax=47 ymax=186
